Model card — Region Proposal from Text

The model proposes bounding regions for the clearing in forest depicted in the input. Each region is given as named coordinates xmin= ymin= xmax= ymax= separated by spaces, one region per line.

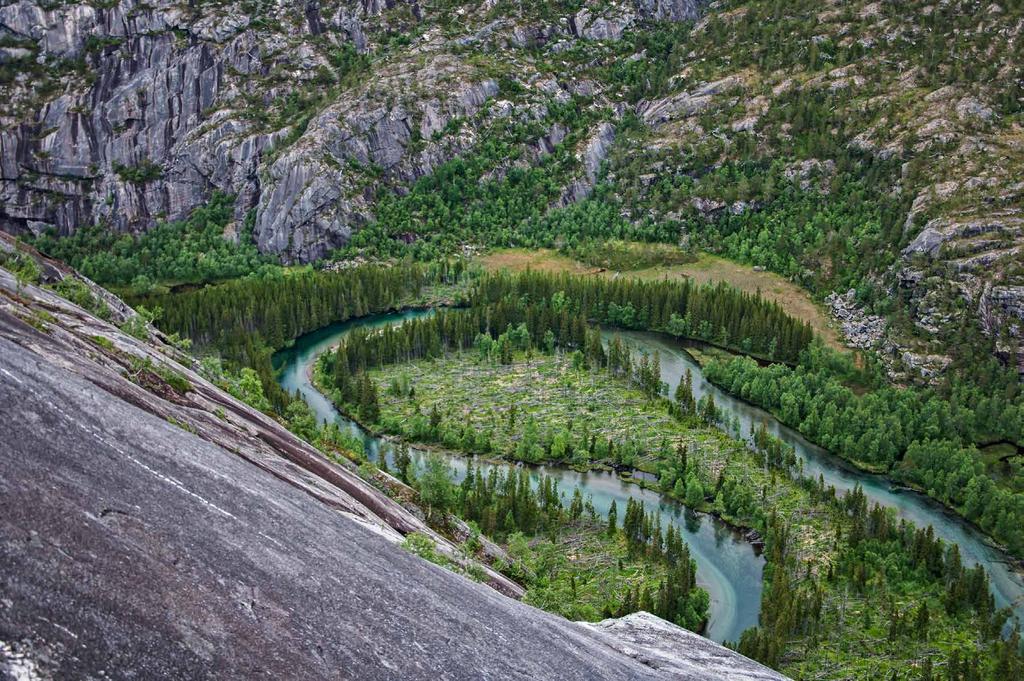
xmin=478 ymin=248 xmax=844 ymax=351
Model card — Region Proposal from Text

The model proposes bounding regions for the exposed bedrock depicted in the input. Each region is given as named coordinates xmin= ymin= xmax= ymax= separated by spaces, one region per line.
xmin=0 ymin=242 xmax=786 ymax=679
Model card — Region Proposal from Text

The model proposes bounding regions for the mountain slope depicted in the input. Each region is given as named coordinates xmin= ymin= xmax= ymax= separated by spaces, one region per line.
xmin=0 ymin=238 xmax=785 ymax=679
xmin=0 ymin=0 xmax=699 ymax=260
xmin=2 ymin=0 xmax=1022 ymax=372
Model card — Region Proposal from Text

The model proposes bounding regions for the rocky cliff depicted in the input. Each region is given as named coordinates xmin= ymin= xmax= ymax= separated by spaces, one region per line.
xmin=0 ymin=238 xmax=786 ymax=678
xmin=4 ymin=0 xmax=1022 ymax=374
xmin=0 ymin=0 xmax=703 ymax=262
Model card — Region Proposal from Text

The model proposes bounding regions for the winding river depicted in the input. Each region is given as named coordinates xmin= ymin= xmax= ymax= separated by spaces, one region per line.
xmin=273 ymin=310 xmax=1024 ymax=644
xmin=272 ymin=310 xmax=763 ymax=644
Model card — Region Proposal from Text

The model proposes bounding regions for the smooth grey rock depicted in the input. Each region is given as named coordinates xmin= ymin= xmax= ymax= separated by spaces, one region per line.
xmin=571 ymin=8 xmax=636 ymax=41
xmin=0 ymin=243 xmax=790 ymax=680
xmin=581 ymin=612 xmax=784 ymax=680
xmin=635 ymin=0 xmax=707 ymax=22
xmin=637 ymin=76 xmax=742 ymax=127
xmin=582 ymin=121 xmax=616 ymax=184
xmin=902 ymin=216 xmax=1023 ymax=258
xmin=558 ymin=121 xmax=615 ymax=205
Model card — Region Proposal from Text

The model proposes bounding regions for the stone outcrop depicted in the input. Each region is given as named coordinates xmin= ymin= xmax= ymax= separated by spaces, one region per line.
xmin=0 ymin=240 xmax=789 ymax=679
xmin=253 ymin=61 xmax=500 ymax=262
xmin=581 ymin=612 xmax=784 ymax=680
xmin=637 ymin=76 xmax=743 ymax=128
xmin=826 ymin=289 xmax=887 ymax=351
xmin=560 ymin=120 xmax=616 ymax=205
xmin=0 ymin=1 xmax=705 ymax=263
xmin=897 ymin=207 xmax=1024 ymax=371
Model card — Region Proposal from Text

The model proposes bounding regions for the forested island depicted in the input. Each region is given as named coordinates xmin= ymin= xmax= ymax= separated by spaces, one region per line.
xmin=293 ymin=272 xmax=1014 ymax=677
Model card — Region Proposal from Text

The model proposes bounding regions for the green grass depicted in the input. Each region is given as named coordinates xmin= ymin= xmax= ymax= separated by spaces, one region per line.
xmin=314 ymin=347 xmax=1013 ymax=678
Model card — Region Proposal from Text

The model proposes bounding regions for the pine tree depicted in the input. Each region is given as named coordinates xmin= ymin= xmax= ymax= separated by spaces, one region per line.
xmin=358 ymin=373 xmax=380 ymax=423
xmin=570 ymin=488 xmax=584 ymax=520
xmin=395 ymin=443 xmax=412 ymax=484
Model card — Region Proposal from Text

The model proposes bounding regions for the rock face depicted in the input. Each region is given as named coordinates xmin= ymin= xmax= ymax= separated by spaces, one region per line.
xmin=826 ymin=289 xmax=887 ymax=351
xmin=0 ymin=0 xmax=704 ymax=263
xmin=581 ymin=612 xmax=783 ymax=680
xmin=0 ymin=242 xmax=788 ymax=679
xmin=251 ymin=63 xmax=500 ymax=262
xmin=560 ymin=121 xmax=616 ymax=205
xmin=570 ymin=0 xmax=706 ymax=40
xmin=897 ymin=207 xmax=1024 ymax=372
xmin=638 ymin=76 xmax=743 ymax=127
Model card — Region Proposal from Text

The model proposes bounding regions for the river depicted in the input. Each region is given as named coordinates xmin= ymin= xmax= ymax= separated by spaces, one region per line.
xmin=272 ymin=310 xmax=763 ymax=643
xmin=272 ymin=310 xmax=1024 ymax=644
xmin=611 ymin=329 xmax=1024 ymax=631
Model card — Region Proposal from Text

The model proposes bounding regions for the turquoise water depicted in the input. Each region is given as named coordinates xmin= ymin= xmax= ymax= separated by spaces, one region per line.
xmin=272 ymin=310 xmax=764 ymax=643
xmin=273 ymin=311 xmax=1024 ymax=642
xmin=610 ymin=329 xmax=1024 ymax=631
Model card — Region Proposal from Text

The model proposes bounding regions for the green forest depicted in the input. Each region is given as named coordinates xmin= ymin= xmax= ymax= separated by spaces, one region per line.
xmin=144 ymin=260 xmax=1024 ymax=564
xmin=27 ymin=192 xmax=271 ymax=293
xmin=303 ymin=289 xmax=1021 ymax=678
xmin=705 ymin=348 xmax=1024 ymax=556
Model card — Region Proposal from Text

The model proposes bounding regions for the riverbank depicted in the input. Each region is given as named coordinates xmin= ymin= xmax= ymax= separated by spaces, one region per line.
xmin=283 ymin=303 xmax=1024 ymax=626
xmin=478 ymin=248 xmax=846 ymax=352
xmin=275 ymin=309 xmax=764 ymax=643
xmin=291 ymin=316 xmax=1020 ymax=677
xmin=700 ymin=353 xmax=1024 ymax=566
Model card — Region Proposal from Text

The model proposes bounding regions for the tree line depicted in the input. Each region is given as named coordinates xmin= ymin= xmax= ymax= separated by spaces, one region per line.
xmin=140 ymin=262 xmax=452 ymax=409
xmin=705 ymin=345 xmax=1024 ymax=557
xmin=144 ymin=263 xmax=812 ymax=414
xmin=326 ymin=268 xmax=813 ymax=382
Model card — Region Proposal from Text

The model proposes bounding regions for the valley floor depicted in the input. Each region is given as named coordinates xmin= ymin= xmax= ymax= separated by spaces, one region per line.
xmin=478 ymin=248 xmax=845 ymax=351
xmin=316 ymin=347 xmax=1012 ymax=679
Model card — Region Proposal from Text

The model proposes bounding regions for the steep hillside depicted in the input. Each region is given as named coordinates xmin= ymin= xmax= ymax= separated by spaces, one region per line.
xmin=0 ymin=0 xmax=698 ymax=260
xmin=0 ymin=237 xmax=786 ymax=679
xmin=2 ymin=0 xmax=1023 ymax=373
xmin=598 ymin=0 xmax=1024 ymax=376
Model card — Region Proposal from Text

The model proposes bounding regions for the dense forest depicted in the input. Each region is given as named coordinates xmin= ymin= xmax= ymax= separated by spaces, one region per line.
xmin=310 ymin=299 xmax=1021 ymax=678
xmin=706 ymin=347 xmax=1024 ymax=557
xmin=143 ymin=263 xmax=812 ymax=408
xmin=325 ymin=269 xmax=813 ymax=377
xmin=737 ymin=488 xmax=1020 ymax=677
xmin=27 ymin=193 xmax=271 ymax=293
xmin=137 ymin=262 xmax=449 ymax=408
